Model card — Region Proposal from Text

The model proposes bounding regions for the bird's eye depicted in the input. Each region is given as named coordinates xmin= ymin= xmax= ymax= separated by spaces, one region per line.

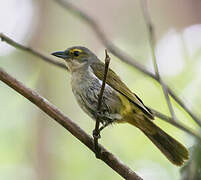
xmin=73 ymin=51 xmax=80 ymax=57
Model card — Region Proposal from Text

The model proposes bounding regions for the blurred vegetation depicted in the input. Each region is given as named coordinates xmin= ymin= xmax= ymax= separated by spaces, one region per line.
xmin=0 ymin=0 xmax=201 ymax=179
xmin=181 ymin=141 xmax=201 ymax=180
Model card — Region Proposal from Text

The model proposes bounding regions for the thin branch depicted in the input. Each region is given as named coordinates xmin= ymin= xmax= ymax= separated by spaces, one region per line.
xmin=55 ymin=0 xmax=152 ymax=77
xmin=140 ymin=0 xmax=176 ymax=121
xmin=150 ymin=108 xmax=201 ymax=140
xmin=93 ymin=49 xmax=111 ymax=157
xmin=55 ymin=0 xmax=201 ymax=128
xmin=0 ymin=33 xmax=66 ymax=70
xmin=168 ymin=90 xmax=201 ymax=127
xmin=0 ymin=67 xmax=142 ymax=180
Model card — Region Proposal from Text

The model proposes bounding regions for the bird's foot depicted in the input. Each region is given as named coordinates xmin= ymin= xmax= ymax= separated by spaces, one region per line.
xmin=93 ymin=129 xmax=101 ymax=139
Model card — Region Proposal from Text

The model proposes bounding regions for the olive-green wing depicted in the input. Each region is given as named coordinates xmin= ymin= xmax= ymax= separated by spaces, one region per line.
xmin=90 ymin=62 xmax=154 ymax=119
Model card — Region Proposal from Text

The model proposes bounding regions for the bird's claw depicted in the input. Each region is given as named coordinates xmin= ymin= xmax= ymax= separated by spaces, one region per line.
xmin=96 ymin=110 xmax=103 ymax=119
xmin=93 ymin=129 xmax=101 ymax=139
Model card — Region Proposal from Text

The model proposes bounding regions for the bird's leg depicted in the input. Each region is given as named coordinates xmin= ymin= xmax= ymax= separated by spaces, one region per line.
xmin=92 ymin=111 xmax=103 ymax=139
xmin=93 ymin=110 xmax=104 ymax=158
xmin=92 ymin=129 xmax=101 ymax=139
xmin=99 ymin=121 xmax=111 ymax=132
xmin=93 ymin=119 xmax=112 ymax=158
xmin=93 ymin=120 xmax=112 ymax=140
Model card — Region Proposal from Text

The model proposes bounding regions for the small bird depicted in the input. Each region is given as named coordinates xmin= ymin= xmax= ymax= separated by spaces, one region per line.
xmin=52 ymin=46 xmax=189 ymax=166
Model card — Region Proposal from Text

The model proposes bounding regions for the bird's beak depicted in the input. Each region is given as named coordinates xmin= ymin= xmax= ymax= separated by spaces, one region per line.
xmin=51 ymin=51 xmax=69 ymax=59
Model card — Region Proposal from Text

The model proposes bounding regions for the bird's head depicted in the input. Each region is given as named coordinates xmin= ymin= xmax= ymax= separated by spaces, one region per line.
xmin=52 ymin=46 xmax=98 ymax=72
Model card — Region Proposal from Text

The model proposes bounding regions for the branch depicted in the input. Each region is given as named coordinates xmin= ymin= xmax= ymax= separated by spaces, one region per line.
xmin=55 ymin=0 xmax=201 ymax=128
xmin=150 ymin=108 xmax=201 ymax=140
xmin=0 ymin=33 xmax=66 ymax=70
xmin=0 ymin=67 xmax=142 ymax=180
xmin=93 ymin=50 xmax=111 ymax=156
xmin=141 ymin=0 xmax=176 ymax=121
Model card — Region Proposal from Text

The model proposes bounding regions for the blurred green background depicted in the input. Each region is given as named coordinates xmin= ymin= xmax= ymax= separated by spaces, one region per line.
xmin=0 ymin=0 xmax=201 ymax=179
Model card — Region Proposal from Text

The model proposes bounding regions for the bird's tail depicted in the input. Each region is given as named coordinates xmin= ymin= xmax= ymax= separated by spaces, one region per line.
xmin=128 ymin=117 xmax=189 ymax=166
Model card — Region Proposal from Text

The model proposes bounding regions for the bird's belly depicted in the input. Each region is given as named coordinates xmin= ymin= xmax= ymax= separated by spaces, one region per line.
xmin=72 ymin=78 xmax=122 ymax=124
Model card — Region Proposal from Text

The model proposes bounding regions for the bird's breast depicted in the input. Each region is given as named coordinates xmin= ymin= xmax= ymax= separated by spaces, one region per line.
xmin=70 ymin=68 xmax=123 ymax=123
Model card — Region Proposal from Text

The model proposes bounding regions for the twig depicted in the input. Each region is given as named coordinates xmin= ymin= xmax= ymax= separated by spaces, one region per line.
xmin=150 ymin=108 xmax=201 ymax=140
xmin=55 ymin=0 xmax=151 ymax=76
xmin=140 ymin=0 xmax=176 ymax=121
xmin=0 ymin=67 xmax=142 ymax=180
xmin=168 ymin=89 xmax=201 ymax=127
xmin=55 ymin=0 xmax=201 ymax=128
xmin=93 ymin=50 xmax=111 ymax=157
xmin=0 ymin=33 xmax=66 ymax=70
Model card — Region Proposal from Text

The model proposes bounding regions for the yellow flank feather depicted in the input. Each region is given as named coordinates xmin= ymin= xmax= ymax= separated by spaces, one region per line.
xmin=90 ymin=62 xmax=154 ymax=120
xmin=118 ymin=93 xmax=133 ymax=117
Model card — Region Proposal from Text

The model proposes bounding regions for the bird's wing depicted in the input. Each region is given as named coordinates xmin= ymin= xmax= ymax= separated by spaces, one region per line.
xmin=90 ymin=62 xmax=154 ymax=120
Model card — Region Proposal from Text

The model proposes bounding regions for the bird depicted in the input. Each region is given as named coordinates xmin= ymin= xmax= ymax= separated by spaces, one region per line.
xmin=52 ymin=46 xmax=189 ymax=166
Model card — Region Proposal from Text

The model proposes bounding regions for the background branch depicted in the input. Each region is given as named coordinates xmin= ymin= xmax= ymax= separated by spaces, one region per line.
xmin=151 ymin=108 xmax=201 ymax=140
xmin=141 ymin=0 xmax=176 ymax=121
xmin=55 ymin=0 xmax=201 ymax=128
xmin=0 ymin=33 xmax=66 ymax=69
xmin=0 ymin=67 xmax=142 ymax=180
